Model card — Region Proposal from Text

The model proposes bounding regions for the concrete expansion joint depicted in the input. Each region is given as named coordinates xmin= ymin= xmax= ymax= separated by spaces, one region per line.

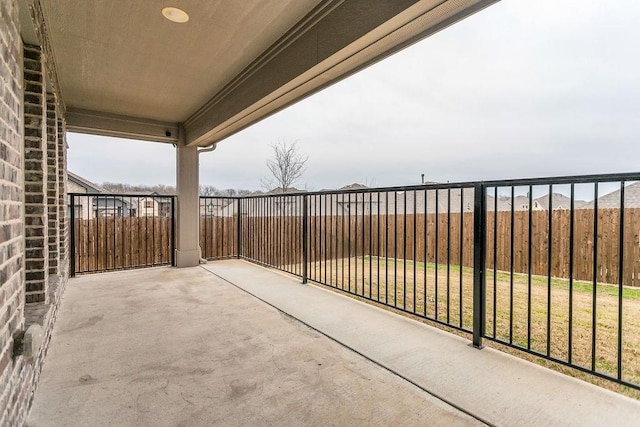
xmin=199 ymin=264 xmax=493 ymax=426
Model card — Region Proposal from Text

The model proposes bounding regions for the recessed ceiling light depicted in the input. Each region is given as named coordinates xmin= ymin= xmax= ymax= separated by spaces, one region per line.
xmin=162 ymin=6 xmax=189 ymax=23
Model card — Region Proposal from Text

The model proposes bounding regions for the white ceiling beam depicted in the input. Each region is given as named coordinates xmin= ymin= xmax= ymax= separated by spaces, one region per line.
xmin=66 ymin=108 xmax=179 ymax=144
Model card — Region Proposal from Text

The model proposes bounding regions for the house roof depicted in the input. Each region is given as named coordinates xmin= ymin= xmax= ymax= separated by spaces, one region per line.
xmin=533 ymin=193 xmax=572 ymax=210
xmin=266 ymin=187 xmax=306 ymax=195
xmin=93 ymin=196 xmax=133 ymax=207
xmin=339 ymin=183 xmax=369 ymax=191
xmin=583 ymin=181 xmax=640 ymax=209
xmin=67 ymin=171 xmax=106 ymax=193
xmin=535 ymin=193 xmax=591 ymax=210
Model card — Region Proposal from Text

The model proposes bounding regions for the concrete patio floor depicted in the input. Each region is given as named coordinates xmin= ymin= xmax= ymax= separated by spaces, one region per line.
xmin=27 ymin=263 xmax=479 ymax=426
xmin=28 ymin=260 xmax=640 ymax=426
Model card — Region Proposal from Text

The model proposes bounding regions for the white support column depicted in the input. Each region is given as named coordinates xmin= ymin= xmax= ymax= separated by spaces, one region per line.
xmin=175 ymin=132 xmax=200 ymax=267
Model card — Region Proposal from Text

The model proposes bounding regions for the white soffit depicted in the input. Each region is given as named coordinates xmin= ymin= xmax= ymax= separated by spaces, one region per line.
xmin=36 ymin=0 xmax=499 ymax=145
xmin=40 ymin=0 xmax=322 ymax=123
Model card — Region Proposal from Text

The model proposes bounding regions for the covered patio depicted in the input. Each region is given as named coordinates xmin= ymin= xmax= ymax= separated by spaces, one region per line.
xmin=28 ymin=261 xmax=640 ymax=426
xmin=3 ymin=1 xmax=510 ymax=421
xmin=3 ymin=0 xmax=640 ymax=424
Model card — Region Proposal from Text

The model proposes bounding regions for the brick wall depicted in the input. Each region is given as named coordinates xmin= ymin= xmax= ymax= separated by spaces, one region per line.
xmin=0 ymin=0 xmax=25 ymax=424
xmin=57 ymin=119 xmax=67 ymax=265
xmin=45 ymin=94 xmax=59 ymax=277
xmin=1 ymin=1 xmax=70 ymax=424
xmin=23 ymin=44 xmax=48 ymax=305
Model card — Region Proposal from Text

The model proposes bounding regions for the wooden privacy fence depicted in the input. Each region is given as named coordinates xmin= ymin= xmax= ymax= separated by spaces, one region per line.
xmin=239 ymin=217 xmax=305 ymax=269
xmin=200 ymin=217 xmax=239 ymax=259
xmin=68 ymin=188 xmax=640 ymax=285
xmin=72 ymin=217 xmax=173 ymax=274
xmin=487 ymin=208 xmax=640 ymax=286
xmin=202 ymin=208 xmax=640 ymax=286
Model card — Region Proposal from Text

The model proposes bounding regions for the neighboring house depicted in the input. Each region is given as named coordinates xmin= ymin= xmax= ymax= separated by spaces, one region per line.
xmin=92 ymin=195 xmax=135 ymax=217
xmin=496 ymin=193 xmax=587 ymax=211
xmin=582 ymin=181 xmax=640 ymax=209
xmin=246 ymin=185 xmax=498 ymax=216
xmin=500 ymin=195 xmax=531 ymax=211
xmin=68 ymin=172 xmax=174 ymax=218
xmin=389 ymin=188 xmax=496 ymax=214
xmin=532 ymin=193 xmax=575 ymax=210
xmin=68 ymin=172 xmax=136 ymax=218
xmin=339 ymin=183 xmax=368 ymax=191
xmin=67 ymin=171 xmax=106 ymax=219
xmin=334 ymin=184 xmax=378 ymax=215
xmin=205 ymin=184 xmax=599 ymax=219
xmin=266 ymin=187 xmax=305 ymax=195
xmin=138 ymin=194 xmax=172 ymax=217
xmin=239 ymin=185 xmax=509 ymax=217
xmin=233 ymin=188 xmax=307 ymax=217
xmin=201 ymin=198 xmax=225 ymax=216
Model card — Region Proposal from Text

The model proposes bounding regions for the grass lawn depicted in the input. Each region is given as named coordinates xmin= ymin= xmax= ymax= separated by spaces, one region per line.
xmin=295 ymin=255 xmax=640 ymax=399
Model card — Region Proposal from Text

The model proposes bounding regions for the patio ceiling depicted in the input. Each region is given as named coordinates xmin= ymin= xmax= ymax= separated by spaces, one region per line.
xmin=23 ymin=0 xmax=499 ymax=146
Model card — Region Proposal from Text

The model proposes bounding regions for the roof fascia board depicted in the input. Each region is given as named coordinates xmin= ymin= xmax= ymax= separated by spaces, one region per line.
xmin=184 ymin=0 xmax=499 ymax=147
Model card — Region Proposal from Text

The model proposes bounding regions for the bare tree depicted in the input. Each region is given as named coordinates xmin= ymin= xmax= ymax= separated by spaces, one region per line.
xmin=199 ymin=184 xmax=220 ymax=196
xmin=262 ymin=140 xmax=308 ymax=193
xmin=200 ymin=185 xmax=257 ymax=197
xmin=101 ymin=182 xmax=176 ymax=195
xmin=101 ymin=182 xmax=254 ymax=197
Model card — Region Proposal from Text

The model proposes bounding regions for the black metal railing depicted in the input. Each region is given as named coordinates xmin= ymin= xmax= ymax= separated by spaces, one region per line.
xmin=70 ymin=193 xmax=175 ymax=275
xmin=481 ymin=173 xmax=640 ymax=390
xmin=201 ymin=171 xmax=640 ymax=391
xmin=238 ymin=193 xmax=305 ymax=277
xmin=304 ymin=185 xmax=477 ymax=334
xmin=199 ymin=196 xmax=240 ymax=259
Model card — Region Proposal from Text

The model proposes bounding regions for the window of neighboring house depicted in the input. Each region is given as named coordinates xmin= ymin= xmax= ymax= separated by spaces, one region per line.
xmin=145 ymin=201 xmax=153 ymax=209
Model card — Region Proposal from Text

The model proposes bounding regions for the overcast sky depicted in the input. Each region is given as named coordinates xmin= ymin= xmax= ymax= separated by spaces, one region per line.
xmin=68 ymin=0 xmax=640 ymax=192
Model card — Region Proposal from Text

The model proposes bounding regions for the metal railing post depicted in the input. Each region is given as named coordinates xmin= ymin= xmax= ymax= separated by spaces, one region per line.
xmin=170 ymin=196 xmax=176 ymax=266
xmin=302 ymin=194 xmax=308 ymax=284
xmin=237 ymin=198 xmax=242 ymax=259
xmin=70 ymin=194 xmax=76 ymax=277
xmin=472 ymin=182 xmax=486 ymax=348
